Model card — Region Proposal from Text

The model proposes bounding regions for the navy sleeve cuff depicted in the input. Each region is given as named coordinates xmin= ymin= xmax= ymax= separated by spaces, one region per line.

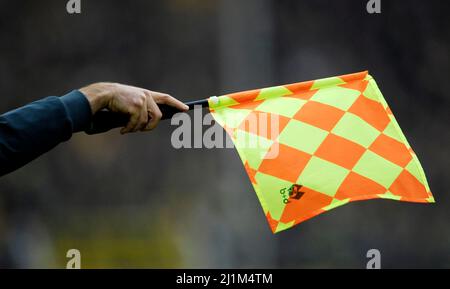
xmin=60 ymin=90 xmax=92 ymax=133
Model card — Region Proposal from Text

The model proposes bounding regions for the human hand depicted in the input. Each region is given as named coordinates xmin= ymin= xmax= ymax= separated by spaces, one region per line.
xmin=80 ymin=82 xmax=188 ymax=134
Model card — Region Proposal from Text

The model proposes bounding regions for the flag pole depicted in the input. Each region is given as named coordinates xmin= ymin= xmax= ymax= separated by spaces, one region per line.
xmin=85 ymin=98 xmax=209 ymax=135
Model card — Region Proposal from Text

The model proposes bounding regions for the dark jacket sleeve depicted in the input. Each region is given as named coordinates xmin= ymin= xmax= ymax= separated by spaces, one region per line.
xmin=0 ymin=90 xmax=92 ymax=176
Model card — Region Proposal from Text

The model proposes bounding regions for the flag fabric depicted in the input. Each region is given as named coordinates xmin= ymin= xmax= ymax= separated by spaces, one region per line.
xmin=208 ymin=71 xmax=434 ymax=233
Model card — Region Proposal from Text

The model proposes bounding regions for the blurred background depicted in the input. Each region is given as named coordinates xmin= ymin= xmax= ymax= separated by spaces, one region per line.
xmin=0 ymin=0 xmax=449 ymax=268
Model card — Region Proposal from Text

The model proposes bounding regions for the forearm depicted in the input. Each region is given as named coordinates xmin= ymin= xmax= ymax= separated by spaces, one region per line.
xmin=0 ymin=90 xmax=92 ymax=176
xmin=0 ymin=82 xmax=186 ymax=176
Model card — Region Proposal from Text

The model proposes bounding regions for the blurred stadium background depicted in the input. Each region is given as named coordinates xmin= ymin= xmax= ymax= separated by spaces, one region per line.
xmin=0 ymin=0 xmax=449 ymax=268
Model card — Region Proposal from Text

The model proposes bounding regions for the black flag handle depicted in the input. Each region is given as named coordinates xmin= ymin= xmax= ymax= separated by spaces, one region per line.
xmin=85 ymin=99 xmax=209 ymax=135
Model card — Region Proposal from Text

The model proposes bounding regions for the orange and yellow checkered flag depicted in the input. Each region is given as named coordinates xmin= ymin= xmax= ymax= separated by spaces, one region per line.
xmin=209 ymin=71 xmax=434 ymax=233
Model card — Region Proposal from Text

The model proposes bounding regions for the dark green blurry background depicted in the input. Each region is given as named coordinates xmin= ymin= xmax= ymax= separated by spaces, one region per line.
xmin=0 ymin=0 xmax=449 ymax=268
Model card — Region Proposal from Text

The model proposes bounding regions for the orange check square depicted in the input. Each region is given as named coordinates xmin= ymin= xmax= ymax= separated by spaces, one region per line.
xmin=339 ymin=79 xmax=369 ymax=92
xmin=280 ymin=186 xmax=332 ymax=223
xmin=238 ymin=111 xmax=291 ymax=140
xmin=369 ymin=134 xmax=412 ymax=167
xmin=314 ymin=134 xmax=366 ymax=170
xmin=293 ymin=101 xmax=345 ymax=131
xmin=258 ymin=143 xmax=312 ymax=183
xmin=348 ymin=95 xmax=390 ymax=131
xmin=389 ymin=170 xmax=429 ymax=199
xmin=335 ymin=171 xmax=386 ymax=200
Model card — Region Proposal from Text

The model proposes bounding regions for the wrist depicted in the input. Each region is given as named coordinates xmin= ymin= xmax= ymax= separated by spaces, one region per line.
xmin=79 ymin=82 xmax=115 ymax=115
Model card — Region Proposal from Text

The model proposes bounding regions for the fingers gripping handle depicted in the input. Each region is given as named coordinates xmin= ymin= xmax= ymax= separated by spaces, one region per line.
xmin=84 ymin=99 xmax=209 ymax=135
xmin=85 ymin=104 xmax=181 ymax=135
